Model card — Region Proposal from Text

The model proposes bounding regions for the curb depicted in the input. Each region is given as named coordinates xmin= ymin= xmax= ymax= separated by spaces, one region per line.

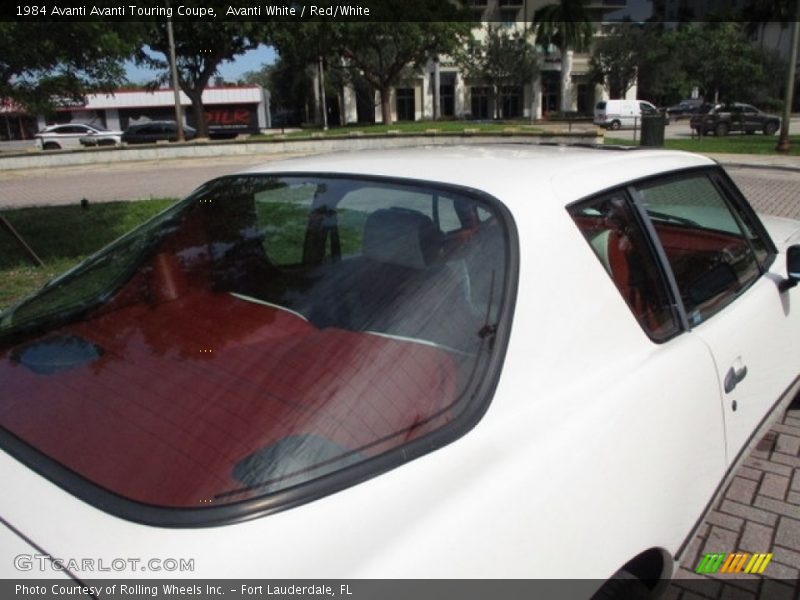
xmin=0 ymin=132 xmax=602 ymax=171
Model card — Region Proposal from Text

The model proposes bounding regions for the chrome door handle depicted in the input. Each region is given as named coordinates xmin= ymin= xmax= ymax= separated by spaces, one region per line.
xmin=724 ymin=364 xmax=748 ymax=394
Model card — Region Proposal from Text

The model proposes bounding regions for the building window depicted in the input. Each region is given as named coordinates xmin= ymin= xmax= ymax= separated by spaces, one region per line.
xmin=440 ymin=84 xmax=455 ymax=117
xmin=499 ymin=86 xmax=522 ymax=119
xmin=470 ymin=86 xmax=490 ymax=120
xmin=396 ymin=88 xmax=415 ymax=121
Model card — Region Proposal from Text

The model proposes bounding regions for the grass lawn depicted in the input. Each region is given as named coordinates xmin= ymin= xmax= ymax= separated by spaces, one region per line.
xmin=605 ymin=134 xmax=800 ymax=155
xmin=0 ymin=199 xmax=176 ymax=311
xmin=254 ymin=119 xmax=545 ymax=139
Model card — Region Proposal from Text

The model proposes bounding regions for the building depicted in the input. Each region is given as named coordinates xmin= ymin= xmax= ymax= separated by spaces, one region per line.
xmin=329 ymin=0 xmax=628 ymax=125
xmin=2 ymin=84 xmax=271 ymax=141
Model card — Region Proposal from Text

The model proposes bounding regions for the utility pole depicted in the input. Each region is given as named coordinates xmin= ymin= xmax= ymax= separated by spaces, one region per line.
xmin=319 ymin=56 xmax=328 ymax=131
xmin=777 ymin=5 xmax=800 ymax=152
xmin=166 ymin=15 xmax=185 ymax=142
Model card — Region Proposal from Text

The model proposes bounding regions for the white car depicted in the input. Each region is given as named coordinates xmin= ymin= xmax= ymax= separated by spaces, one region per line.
xmin=1 ymin=146 xmax=798 ymax=597
xmin=34 ymin=123 xmax=122 ymax=150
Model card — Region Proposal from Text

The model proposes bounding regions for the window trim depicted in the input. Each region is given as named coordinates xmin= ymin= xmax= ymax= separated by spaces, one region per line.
xmin=627 ymin=185 xmax=692 ymax=333
xmin=0 ymin=172 xmax=519 ymax=528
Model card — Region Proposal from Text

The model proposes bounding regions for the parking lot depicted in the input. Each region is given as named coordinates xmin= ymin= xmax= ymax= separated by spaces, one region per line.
xmin=607 ymin=115 xmax=800 ymax=142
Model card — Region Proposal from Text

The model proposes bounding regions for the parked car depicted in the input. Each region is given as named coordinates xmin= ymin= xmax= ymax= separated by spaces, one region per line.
xmin=121 ymin=121 xmax=197 ymax=144
xmin=1 ymin=146 xmax=799 ymax=596
xmin=593 ymin=99 xmax=662 ymax=130
xmin=663 ymin=98 xmax=704 ymax=119
xmin=34 ymin=123 xmax=122 ymax=150
xmin=690 ymin=102 xmax=780 ymax=136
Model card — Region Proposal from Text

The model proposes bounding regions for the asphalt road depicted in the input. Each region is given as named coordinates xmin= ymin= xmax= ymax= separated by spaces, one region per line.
xmin=0 ymin=154 xmax=798 ymax=223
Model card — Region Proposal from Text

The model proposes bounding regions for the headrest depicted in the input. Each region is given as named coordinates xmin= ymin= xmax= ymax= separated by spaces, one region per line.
xmin=362 ymin=208 xmax=441 ymax=269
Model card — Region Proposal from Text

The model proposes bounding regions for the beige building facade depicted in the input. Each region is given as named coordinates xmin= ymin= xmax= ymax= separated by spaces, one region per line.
xmin=335 ymin=0 xmax=630 ymax=124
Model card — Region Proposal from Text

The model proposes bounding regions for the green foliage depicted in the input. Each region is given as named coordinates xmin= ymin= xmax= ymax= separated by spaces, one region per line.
xmin=678 ymin=22 xmax=769 ymax=103
xmin=269 ymin=7 xmax=472 ymax=126
xmin=605 ymin=134 xmax=800 ymax=155
xmin=138 ymin=18 xmax=270 ymax=136
xmin=455 ymin=27 xmax=539 ymax=119
xmin=594 ymin=22 xmax=784 ymax=107
xmin=533 ymin=0 xmax=594 ymax=54
xmin=0 ymin=23 xmax=142 ymax=112
xmin=331 ymin=21 xmax=473 ymax=124
xmin=0 ymin=199 xmax=176 ymax=310
xmin=244 ymin=59 xmax=315 ymax=124
xmin=589 ymin=24 xmax=641 ymax=99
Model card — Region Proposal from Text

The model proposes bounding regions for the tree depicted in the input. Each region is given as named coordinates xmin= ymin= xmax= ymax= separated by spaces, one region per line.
xmin=590 ymin=23 xmax=694 ymax=106
xmin=269 ymin=22 xmax=342 ymax=125
xmin=589 ymin=24 xmax=641 ymax=100
xmin=333 ymin=22 xmax=472 ymax=125
xmin=533 ymin=0 xmax=594 ymax=111
xmin=139 ymin=19 xmax=268 ymax=137
xmin=455 ymin=27 xmax=539 ymax=119
xmin=679 ymin=22 xmax=769 ymax=104
xmin=244 ymin=53 xmax=347 ymax=126
xmin=0 ymin=23 xmax=141 ymax=113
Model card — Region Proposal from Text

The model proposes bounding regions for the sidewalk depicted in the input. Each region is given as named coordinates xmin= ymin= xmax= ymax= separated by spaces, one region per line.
xmin=668 ymin=396 xmax=800 ymax=599
xmin=706 ymin=153 xmax=800 ymax=173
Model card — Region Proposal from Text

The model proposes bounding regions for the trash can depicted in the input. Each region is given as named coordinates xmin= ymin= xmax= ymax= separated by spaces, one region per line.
xmin=640 ymin=114 xmax=666 ymax=147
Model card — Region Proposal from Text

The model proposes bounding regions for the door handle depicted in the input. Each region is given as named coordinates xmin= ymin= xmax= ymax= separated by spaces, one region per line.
xmin=724 ymin=364 xmax=748 ymax=394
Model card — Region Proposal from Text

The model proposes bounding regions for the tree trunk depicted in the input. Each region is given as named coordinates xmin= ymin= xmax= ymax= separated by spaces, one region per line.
xmin=187 ymin=91 xmax=208 ymax=138
xmin=380 ymin=87 xmax=393 ymax=125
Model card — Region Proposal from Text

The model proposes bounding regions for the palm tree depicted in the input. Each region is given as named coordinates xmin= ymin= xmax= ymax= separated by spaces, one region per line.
xmin=533 ymin=0 xmax=594 ymax=112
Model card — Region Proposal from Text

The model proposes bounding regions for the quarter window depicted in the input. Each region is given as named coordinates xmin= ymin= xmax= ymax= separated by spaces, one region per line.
xmin=634 ymin=174 xmax=761 ymax=326
xmin=569 ymin=192 xmax=680 ymax=340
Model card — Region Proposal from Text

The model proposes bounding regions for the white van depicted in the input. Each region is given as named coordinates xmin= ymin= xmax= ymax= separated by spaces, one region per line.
xmin=594 ymin=99 xmax=660 ymax=130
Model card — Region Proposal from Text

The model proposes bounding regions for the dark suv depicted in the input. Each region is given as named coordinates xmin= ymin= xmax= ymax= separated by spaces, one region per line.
xmin=690 ymin=103 xmax=780 ymax=136
xmin=121 ymin=121 xmax=197 ymax=144
xmin=664 ymin=98 xmax=704 ymax=119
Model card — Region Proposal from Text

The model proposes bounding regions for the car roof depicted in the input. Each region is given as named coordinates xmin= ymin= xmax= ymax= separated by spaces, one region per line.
xmin=238 ymin=144 xmax=716 ymax=208
xmin=41 ymin=123 xmax=96 ymax=131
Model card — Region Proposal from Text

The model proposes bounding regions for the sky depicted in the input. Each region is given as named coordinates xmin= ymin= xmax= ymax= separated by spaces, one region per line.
xmin=123 ymin=0 xmax=652 ymax=85
xmin=125 ymin=44 xmax=277 ymax=85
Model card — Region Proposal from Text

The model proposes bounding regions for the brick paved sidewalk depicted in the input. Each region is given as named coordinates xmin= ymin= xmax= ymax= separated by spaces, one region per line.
xmin=666 ymin=396 xmax=800 ymax=599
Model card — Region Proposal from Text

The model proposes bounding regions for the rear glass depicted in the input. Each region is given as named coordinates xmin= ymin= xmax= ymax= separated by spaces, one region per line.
xmin=0 ymin=175 xmax=511 ymax=521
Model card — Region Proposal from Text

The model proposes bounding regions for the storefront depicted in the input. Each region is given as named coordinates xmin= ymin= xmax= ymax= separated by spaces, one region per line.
xmin=35 ymin=85 xmax=270 ymax=138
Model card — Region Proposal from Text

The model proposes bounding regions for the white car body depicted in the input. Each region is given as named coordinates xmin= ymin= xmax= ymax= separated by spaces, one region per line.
xmin=34 ymin=123 xmax=122 ymax=150
xmin=1 ymin=146 xmax=798 ymax=594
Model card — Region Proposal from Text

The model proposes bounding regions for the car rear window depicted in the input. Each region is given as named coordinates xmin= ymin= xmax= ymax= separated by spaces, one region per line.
xmin=0 ymin=175 xmax=514 ymax=525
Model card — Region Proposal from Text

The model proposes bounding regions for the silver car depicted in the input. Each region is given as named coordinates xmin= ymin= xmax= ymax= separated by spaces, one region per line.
xmin=34 ymin=123 xmax=122 ymax=150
